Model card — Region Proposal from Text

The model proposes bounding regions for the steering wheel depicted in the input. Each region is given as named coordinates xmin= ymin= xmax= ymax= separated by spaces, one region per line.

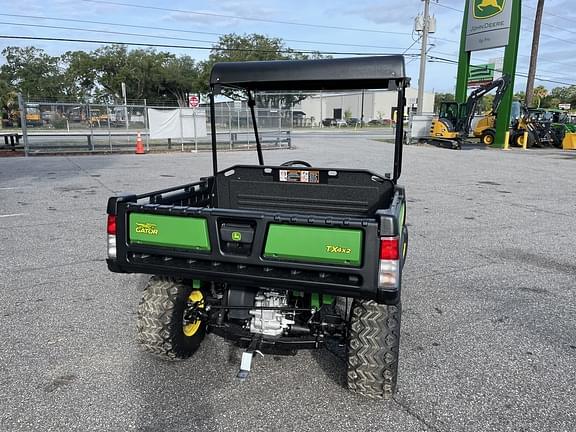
xmin=280 ymin=160 xmax=312 ymax=167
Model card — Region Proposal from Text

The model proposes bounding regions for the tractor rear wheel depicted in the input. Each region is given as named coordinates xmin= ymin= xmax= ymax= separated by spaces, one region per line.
xmin=514 ymin=130 xmax=536 ymax=148
xmin=551 ymin=128 xmax=565 ymax=148
xmin=137 ymin=276 xmax=206 ymax=361
xmin=347 ymin=299 xmax=401 ymax=399
xmin=481 ymin=129 xmax=495 ymax=146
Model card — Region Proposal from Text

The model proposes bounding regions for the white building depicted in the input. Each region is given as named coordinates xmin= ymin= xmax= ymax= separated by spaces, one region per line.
xmin=296 ymin=88 xmax=435 ymax=126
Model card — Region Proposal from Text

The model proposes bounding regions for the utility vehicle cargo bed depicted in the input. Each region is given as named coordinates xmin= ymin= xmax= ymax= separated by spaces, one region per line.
xmin=107 ymin=165 xmax=404 ymax=302
xmin=215 ymin=165 xmax=395 ymax=217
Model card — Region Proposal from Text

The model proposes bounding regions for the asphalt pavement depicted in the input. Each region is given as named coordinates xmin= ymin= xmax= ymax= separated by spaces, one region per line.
xmin=1 ymin=137 xmax=575 ymax=431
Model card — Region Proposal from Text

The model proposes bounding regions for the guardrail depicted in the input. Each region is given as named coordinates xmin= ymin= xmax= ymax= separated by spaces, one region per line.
xmin=6 ymin=129 xmax=291 ymax=155
xmin=0 ymin=132 xmax=22 ymax=151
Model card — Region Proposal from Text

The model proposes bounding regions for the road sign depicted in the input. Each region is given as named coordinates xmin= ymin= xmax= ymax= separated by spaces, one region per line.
xmin=188 ymin=95 xmax=199 ymax=108
xmin=468 ymin=63 xmax=495 ymax=87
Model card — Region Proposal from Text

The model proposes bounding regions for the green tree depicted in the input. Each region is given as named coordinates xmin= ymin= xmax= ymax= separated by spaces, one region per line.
xmin=205 ymin=34 xmax=323 ymax=107
xmin=514 ymin=91 xmax=526 ymax=101
xmin=0 ymin=46 xmax=64 ymax=99
xmin=161 ymin=56 xmax=204 ymax=107
xmin=541 ymin=96 xmax=561 ymax=109
xmin=477 ymin=94 xmax=495 ymax=113
xmin=434 ymin=92 xmax=455 ymax=112
xmin=533 ymin=85 xmax=548 ymax=108
xmin=60 ymin=50 xmax=98 ymax=99
xmin=0 ymin=36 xmax=326 ymax=108
xmin=0 ymin=75 xmax=18 ymax=126
xmin=208 ymin=33 xmax=302 ymax=64
xmin=90 ymin=45 xmax=173 ymax=103
xmin=551 ymin=85 xmax=576 ymax=108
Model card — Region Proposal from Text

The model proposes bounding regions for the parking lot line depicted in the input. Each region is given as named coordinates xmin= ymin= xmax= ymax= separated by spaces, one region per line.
xmin=0 ymin=213 xmax=27 ymax=218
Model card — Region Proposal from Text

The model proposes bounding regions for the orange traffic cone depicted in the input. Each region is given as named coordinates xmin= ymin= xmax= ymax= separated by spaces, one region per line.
xmin=135 ymin=132 xmax=145 ymax=154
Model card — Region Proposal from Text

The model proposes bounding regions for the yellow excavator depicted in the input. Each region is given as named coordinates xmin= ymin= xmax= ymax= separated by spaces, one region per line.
xmin=429 ymin=76 xmax=510 ymax=149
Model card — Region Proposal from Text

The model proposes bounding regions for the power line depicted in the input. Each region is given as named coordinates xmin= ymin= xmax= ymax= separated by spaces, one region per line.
xmin=524 ymin=3 xmax=575 ymax=25
xmin=434 ymin=42 xmax=576 ymax=69
xmin=1 ymin=34 xmax=572 ymax=86
xmin=432 ymin=2 xmax=463 ymax=13
xmin=431 ymin=49 xmax=576 ymax=84
xmin=0 ymin=21 xmax=216 ymax=45
xmin=0 ymin=34 xmax=420 ymax=57
xmin=523 ymin=12 xmax=576 ymax=36
xmin=0 ymin=13 xmax=419 ymax=51
xmin=77 ymin=0 xmax=415 ymax=36
xmin=520 ymin=26 xmax=574 ymax=45
xmin=403 ymin=36 xmax=422 ymax=55
xmin=428 ymin=55 xmax=576 ymax=86
xmin=0 ymin=20 xmax=417 ymax=53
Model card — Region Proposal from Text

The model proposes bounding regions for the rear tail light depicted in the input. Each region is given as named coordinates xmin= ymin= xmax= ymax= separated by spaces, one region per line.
xmin=380 ymin=238 xmax=400 ymax=260
xmin=107 ymin=214 xmax=117 ymax=235
xmin=107 ymin=214 xmax=117 ymax=259
xmin=378 ymin=237 xmax=400 ymax=289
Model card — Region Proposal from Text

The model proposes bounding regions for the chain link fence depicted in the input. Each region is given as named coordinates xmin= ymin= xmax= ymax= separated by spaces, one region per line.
xmin=0 ymin=95 xmax=295 ymax=155
xmin=1 ymin=91 xmax=397 ymax=155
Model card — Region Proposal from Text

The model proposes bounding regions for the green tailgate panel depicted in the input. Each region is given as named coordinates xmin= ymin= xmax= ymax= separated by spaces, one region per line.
xmin=129 ymin=213 xmax=210 ymax=251
xmin=264 ymin=224 xmax=363 ymax=267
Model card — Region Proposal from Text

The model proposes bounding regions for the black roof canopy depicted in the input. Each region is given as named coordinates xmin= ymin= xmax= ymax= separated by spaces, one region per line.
xmin=210 ymin=56 xmax=409 ymax=92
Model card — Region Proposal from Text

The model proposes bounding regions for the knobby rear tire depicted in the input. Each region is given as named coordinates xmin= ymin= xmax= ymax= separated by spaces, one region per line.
xmin=136 ymin=276 xmax=205 ymax=361
xmin=347 ymin=299 xmax=401 ymax=400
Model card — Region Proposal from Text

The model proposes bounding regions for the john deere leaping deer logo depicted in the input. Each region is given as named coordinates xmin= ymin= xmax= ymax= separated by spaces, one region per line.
xmin=135 ymin=222 xmax=159 ymax=235
xmin=474 ymin=0 xmax=505 ymax=19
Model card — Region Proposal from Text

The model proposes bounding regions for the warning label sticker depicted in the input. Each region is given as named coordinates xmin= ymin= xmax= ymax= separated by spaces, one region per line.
xmin=279 ymin=169 xmax=320 ymax=183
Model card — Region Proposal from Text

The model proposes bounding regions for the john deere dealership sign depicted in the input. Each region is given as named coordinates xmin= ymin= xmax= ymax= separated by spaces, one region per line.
xmin=466 ymin=0 xmax=512 ymax=51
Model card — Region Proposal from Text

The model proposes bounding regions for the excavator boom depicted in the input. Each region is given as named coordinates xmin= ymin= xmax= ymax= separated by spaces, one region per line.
xmin=458 ymin=75 xmax=510 ymax=136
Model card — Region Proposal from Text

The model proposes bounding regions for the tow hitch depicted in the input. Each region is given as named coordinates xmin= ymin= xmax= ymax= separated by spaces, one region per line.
xmin=237 ymin=337 xmax=264 ymax=381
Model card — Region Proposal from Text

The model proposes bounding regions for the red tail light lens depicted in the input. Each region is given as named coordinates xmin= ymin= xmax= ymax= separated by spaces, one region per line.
xmin=380 ymin=237 xmax=399 ymax=260
xmin=107 ymin=214 xmax=117 ymax=235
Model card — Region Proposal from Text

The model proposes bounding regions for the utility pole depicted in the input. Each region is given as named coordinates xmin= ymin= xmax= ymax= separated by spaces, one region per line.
xmin=417 ymin=0 xmax=430 ymax=115
xmin=525 ymin=0 xmax=545 ymax=107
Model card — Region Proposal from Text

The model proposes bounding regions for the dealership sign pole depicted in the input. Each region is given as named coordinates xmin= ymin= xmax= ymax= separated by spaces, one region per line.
xmin=455 ymin=0 xmax=521 ymax=148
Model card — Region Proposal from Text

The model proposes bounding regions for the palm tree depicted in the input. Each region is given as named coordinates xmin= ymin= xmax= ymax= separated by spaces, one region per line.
xmin=533 ymin=85 xmax=548 ymax=108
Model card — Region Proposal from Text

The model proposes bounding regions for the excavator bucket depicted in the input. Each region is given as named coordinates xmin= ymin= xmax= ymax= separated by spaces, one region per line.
xmin=562 ymin=133 xmax=576 ymax=150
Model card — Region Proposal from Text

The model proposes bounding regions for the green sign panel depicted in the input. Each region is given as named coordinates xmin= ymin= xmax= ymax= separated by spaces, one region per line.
xmin=129 ymin=213 xmax=211 ymax=251
xmin=468 ymin=63 xmax=495 ymax=86
xmin=264 ymin=224 xmax=363 ymax=267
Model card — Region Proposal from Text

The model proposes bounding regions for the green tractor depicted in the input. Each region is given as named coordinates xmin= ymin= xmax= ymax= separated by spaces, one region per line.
xmin=543 ymin=109 xmax=576 ymax=148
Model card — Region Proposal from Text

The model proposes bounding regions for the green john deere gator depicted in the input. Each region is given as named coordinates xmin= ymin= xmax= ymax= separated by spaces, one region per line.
xmin=106 ymin=56 xmax=409 ymax=399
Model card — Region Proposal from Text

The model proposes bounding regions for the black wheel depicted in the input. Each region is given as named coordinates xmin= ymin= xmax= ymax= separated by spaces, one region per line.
xmin=551 ymin=129 xmax=564 ymax=149
xmin=137 ymin=276 xmax=206 ymax=361
xmin=513 ymin=130 xmax=536 ymax=148
xmin=347 ymin=299 xmax=401 ymax=399
xmin=480 ymin=129 xmax=495 ymax=146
